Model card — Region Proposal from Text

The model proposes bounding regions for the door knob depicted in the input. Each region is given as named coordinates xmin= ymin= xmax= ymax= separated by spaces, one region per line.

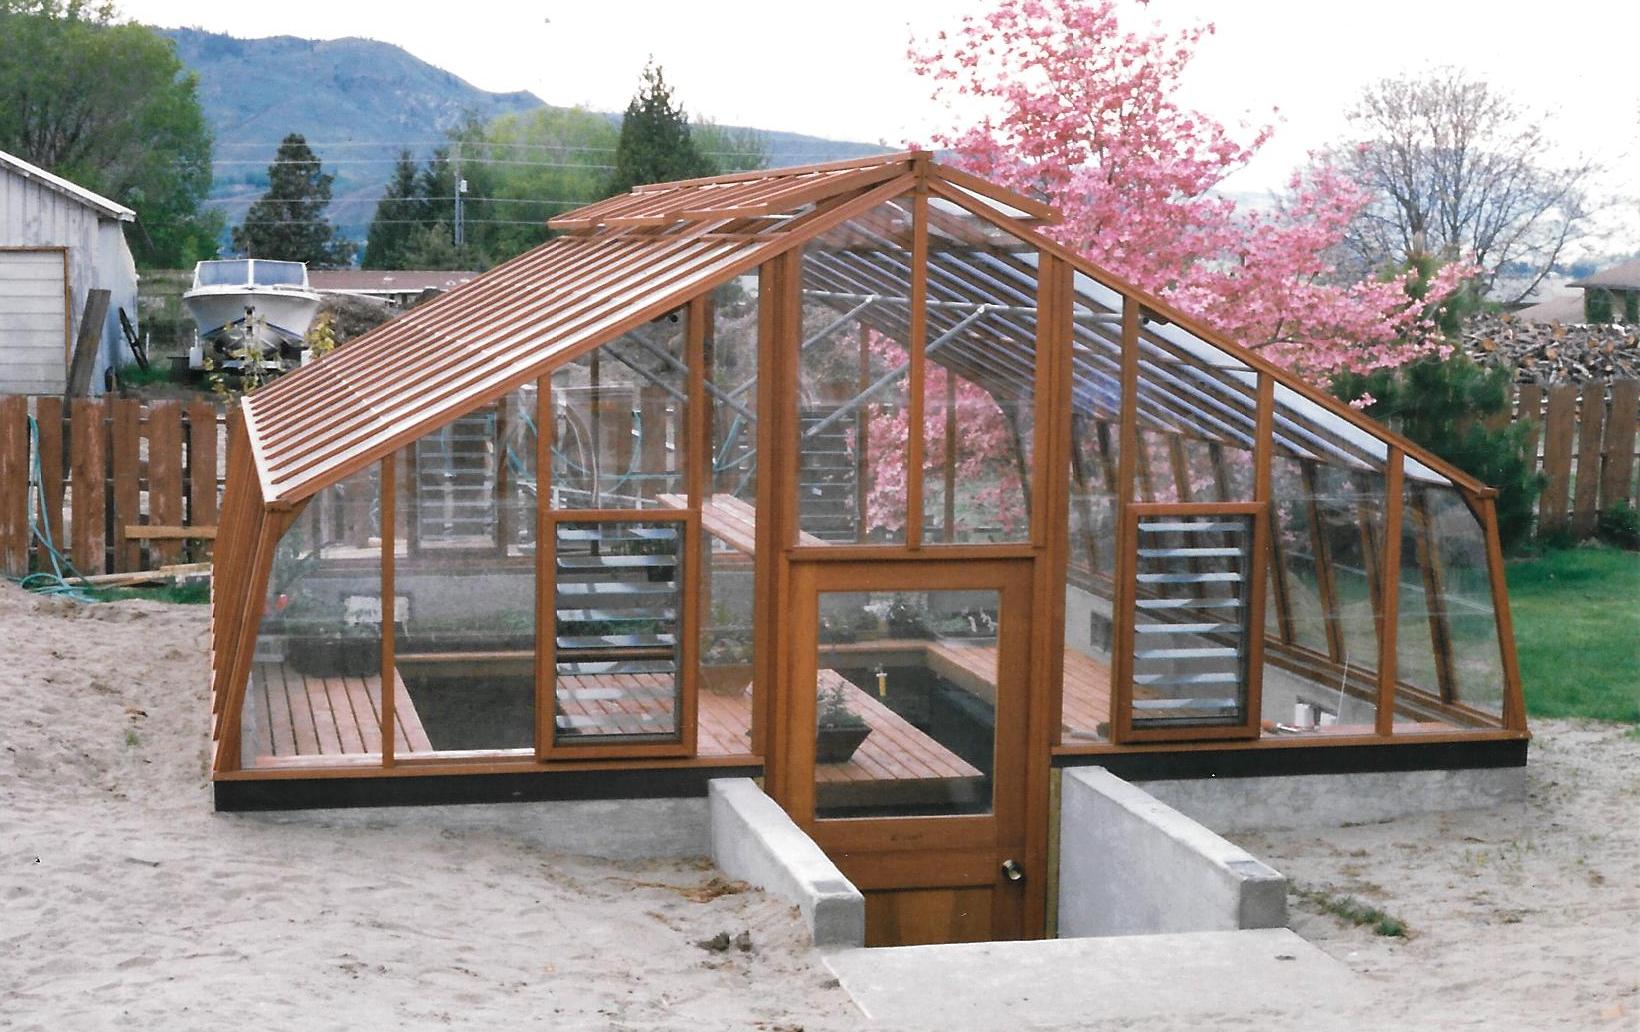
xmin=1001 ymin=858 xmax=1024 ymax=883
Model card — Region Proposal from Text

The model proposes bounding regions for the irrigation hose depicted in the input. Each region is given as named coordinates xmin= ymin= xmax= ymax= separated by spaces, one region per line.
xmin=11 ymin=415 xmax=100 ymax=602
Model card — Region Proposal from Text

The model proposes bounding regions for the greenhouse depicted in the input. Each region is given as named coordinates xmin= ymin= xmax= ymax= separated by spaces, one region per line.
xmin=208 ymin=152 xmax=1526 ymax=940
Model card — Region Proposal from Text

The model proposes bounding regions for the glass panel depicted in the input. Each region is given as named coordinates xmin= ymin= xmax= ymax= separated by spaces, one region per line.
xmin=1394 ymin=479 xmax=1500 ymax=731
xmin=196 ymin=260 xmax=250 ymax=287
xmin=252 ymin=260 xmax=307 ymax=286
xmin=551 ymin=310 xmax=686 ymax=509
xmin=814 ymin=588 xmax=999 ymax=819
xmin=921 ymin=213 xmax=1037 ymax=543
xmin=699 ymin=531 xmax=755 ymax=756
xmin=1259 ymin=461 xmax=1385 ymax=736
xmin=241 ymin=465 xmax=383 ymax=769
xmin=708 ymin=275 xmax=760 ymax=504
xmin=552 ymin=519 xmax=683 ymax=745
xmin=394 ymin=388 xmax=537 ymax=753
xmin=797 ymin=197 xmax=915 ymax=543
xmin=1130 ymin=512 xmax=1254 ymax=731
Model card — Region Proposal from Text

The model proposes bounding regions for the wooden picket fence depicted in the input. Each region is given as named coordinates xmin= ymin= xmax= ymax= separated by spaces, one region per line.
xmin=1511 ymin=379 xmax=1640 ymax=537
xmin=0 ymin=394 xmax=228 ymax=579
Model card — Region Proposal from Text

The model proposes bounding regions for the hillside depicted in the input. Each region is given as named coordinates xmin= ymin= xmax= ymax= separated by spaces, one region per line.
xmin=163 ymin=28 xmax=888 ymax=246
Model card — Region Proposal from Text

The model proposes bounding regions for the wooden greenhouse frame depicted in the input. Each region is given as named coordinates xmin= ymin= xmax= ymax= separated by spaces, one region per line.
xmin=208 ymin=153 xmax=1527 ymax=940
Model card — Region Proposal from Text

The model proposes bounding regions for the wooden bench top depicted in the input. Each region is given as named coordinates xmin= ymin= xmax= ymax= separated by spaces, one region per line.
xmin=245 ymin=663 xmax=434 ymax=766
xmin=656 ymin=492 xmax=828 ymax=554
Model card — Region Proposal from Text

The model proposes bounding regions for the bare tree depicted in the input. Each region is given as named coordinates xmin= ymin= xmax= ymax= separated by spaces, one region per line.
xmin=1333 ymin=68 xmax=1597 ymax=302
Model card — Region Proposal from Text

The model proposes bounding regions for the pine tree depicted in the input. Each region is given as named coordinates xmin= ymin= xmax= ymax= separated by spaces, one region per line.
xmin=606 ymin=61 xmax=716 ymax=196
xmin=362 ymin=149 xmax=422 ymax=269
xmin=232 ymin=133 xmax=352 ymax=266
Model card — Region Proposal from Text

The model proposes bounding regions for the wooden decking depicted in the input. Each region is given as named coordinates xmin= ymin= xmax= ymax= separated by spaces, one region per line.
xmin=656 ymin=492 xmax=827 ymax=553
xmin=243 ymin=663 xmax=434 ymax=765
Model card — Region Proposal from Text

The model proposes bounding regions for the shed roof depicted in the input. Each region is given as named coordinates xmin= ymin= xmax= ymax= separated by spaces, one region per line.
xmin=0 ymin=149 xmax=135 ymax=222
xmin=240 ymin=152 xmax=1485 ymax=507
xmin=1569 ymin=258 xmax=1640 ymax=290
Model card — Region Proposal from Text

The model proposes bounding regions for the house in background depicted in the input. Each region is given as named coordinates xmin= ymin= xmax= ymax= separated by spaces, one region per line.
xmin=308 ymin=269 xmax=478 ymax=309
xmin=0 ymin=149 xmax=138 ymax=395
xmin=1515 ymin=257 xmax=1640 ymax=324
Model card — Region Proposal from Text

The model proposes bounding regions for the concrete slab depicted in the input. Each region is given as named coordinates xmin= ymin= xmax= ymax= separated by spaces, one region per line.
xmin=825 ymin=928 xmax=1372 ymax=1028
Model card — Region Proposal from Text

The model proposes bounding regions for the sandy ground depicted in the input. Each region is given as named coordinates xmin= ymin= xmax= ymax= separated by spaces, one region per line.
xmin=2 ymin=581 xmax=1636 ymax=1030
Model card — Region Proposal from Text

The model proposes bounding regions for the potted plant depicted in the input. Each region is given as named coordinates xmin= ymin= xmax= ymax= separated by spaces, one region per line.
xmin=816 ymin=678 xmax=871 ymax=763
xmin=280 ymin=594 xmax=381 ymax=677
xmin=701 ymin=630 xmax=754 ymax=696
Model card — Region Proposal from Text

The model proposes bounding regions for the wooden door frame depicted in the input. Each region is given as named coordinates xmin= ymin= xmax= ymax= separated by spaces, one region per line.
xmin=771 ymin=554 xmax=1044 ymax=940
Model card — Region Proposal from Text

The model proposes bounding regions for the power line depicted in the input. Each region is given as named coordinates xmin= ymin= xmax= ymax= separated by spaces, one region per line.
xmin=211 ymin=157 xmax=617 ymax=169
xmin=217 ymin=195 xmax=589 ymax=205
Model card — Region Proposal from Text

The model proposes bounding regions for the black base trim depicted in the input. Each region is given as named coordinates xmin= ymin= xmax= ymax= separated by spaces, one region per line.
xmin=1053 ymin=737 xmax=1527 ymax=781
xmin=214 ymin=763 xmax=763 ymax=812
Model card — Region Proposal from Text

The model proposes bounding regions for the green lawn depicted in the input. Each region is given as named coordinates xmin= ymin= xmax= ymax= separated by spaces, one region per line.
xmin=1507 ymin=546 xmax=1640 ymax=723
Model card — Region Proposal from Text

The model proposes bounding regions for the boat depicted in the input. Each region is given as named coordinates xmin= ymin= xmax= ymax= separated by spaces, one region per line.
xmin=183 ymin=259 xmax=322 ymax=368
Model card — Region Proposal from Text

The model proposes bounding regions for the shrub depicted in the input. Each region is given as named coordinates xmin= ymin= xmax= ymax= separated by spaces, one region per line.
xmin=1333 ymin=354 xmax=1542 ymax=552
xmin=1596 ymin=502 xmax=1640 ymax=550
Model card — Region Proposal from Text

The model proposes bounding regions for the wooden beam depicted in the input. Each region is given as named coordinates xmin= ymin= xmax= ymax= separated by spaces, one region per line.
xmin=123 ymin=524 xmax=217 ymax=540
xmin=65 ymin=288 xmax=110 ymax=398
xmin=905 ymin=175 xmax=930 ymax=549
xmin=1375 ymin=449 xmax=1405 ymax=737
xmin=380 ymin=451 xmax=397 ymax=768
xmin=1480 ymin=496 xmax=1528 ymax=733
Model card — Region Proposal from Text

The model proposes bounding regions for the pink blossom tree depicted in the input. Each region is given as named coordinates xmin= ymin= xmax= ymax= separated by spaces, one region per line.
xmin=909 ymin=0 xmax=1470 ymax=381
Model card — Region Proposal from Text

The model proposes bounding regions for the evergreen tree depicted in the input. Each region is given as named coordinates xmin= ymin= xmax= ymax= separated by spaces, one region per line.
xmin=232 ymin=133 xmax=352 ymax=265
xmin=362 ymin=149 xmax=421 ymax=269
xmin=606 ymin=61 xmax=716 ymax=196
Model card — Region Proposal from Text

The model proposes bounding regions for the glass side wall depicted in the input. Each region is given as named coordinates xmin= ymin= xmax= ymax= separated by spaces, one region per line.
xmin=1394 ymin=476 xmax=1504 ymax=730
xmin=814 ymin=588 xmax=999 ymax=819
xmin=708 ymin=275 xmax=761 ymax=507
xmin=795 ymin=197 xmax=915 ymax=543
xmin=922 ymin=198 xmax=1037 ymax=544
xmin=240 ymin=465 xmax=384 ymax=769
xmin=699 ymin=530 xmax=755 ymax=756
xmin=551 ymin=310 xmax=687 ymax=509
xmin=393 ymin=386 xmax=537 ymax=754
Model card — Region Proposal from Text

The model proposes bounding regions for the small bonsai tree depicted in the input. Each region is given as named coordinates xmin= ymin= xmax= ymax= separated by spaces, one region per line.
xmin=817 ymin=678 xmax=866 ymax=730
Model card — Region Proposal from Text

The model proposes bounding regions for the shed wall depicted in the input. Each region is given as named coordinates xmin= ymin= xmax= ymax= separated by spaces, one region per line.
xmin=0 ymin=165 xmax=138 ymax=395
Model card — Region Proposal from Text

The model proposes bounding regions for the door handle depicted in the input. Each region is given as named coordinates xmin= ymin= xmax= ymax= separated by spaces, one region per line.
xmin=1001 ymin=858 xmax=1024 ymax=883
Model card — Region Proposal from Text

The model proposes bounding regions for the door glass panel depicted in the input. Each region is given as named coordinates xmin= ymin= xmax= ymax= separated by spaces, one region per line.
xmin=813 ymin=589 xmax=999 ymax=819
xmin=1130 ymin=512 xmax=1254 ymax=730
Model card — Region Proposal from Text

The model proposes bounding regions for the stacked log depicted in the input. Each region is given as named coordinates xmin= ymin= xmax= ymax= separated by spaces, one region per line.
xmin=1462 ymin=313 xmax=1640 ymax=383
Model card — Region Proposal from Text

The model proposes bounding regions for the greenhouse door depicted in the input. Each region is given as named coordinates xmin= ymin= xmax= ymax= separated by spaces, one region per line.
xmin=777 ymin=559 xmax=1036 ymax=946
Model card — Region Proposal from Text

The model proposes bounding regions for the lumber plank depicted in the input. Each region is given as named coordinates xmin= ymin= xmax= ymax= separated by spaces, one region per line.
xmin=34 ymin=396 xmax=66 ymax=561
xmin=188 ymin=401 xmax=220 ymax=548
xmin=1600 ymin=380 xmax=1638 ymax=511
xmin=69 ymin=397 xmax=106 ymax=574
xmin=0 ymin=396 xmax=27 ymax=577
xmin=1571 ymin=383 xmax=1606 ymax=538
xmin=110 ymin=399 xmax=141 ymax=572
xmin=1539 ymin=384 xmax=1576 ymax=532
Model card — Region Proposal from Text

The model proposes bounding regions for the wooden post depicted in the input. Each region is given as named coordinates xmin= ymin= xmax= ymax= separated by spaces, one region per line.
xmin=1599 ymin=380 xmax=1638 ymax=513
xmin=1375 ymin=449 xmax=1405 ymax=736
xmin=69 ymin=397 xmax=107 ymax=574
xmin=906 ymin=182 xmax=929 ymax=549
xmin=854 ymin=321 xmax=870 ymax=543
xmin=0 ymin=396 xmax=28 ymax=577
xmin=187 ymin=402 xmax=220 ymax=561
xmin=34 ymin=396 xmax=66 ymax=560
xmin=1571 ymin=383 xmax=1606 ymax=538
xmin=110 ymin=399 xmax=141 ymax=572
xmin=380 ymin=453 xmax=397 ymax=767
xmin=1480 ymin=496 xmax=1527 ymax=732
xmin=1108 ymin=298 xmax=1140 ymax=742
xmin=1247 ymin=375 xmax=1274 ymax=730
xmin=1538 ymin=383 xmax=1577 ymax=533
xmin=535 ymin=376 xmax=555 ymax=761
xmin=148 ymin=401 xmax=185 ymax=566
xmin=65 ymin=289 xmax=111 ymax=398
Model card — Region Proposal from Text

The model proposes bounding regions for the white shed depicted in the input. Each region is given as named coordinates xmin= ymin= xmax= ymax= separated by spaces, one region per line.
xmin=0 ymin=149 xmax=139 ymax=395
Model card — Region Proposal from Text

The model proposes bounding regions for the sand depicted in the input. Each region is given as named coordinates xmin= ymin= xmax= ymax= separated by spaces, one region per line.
xmin=2 ymin=580 xmax=1636 ymax=1030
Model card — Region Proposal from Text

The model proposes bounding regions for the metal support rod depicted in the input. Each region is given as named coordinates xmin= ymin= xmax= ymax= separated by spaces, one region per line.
xmin=611 ymin=333 xmax=756 ymax=423
xmin=723 ymin=297 xmax=876 ymax=402
xmin=800 ymin=306 xmax=991 ymax=442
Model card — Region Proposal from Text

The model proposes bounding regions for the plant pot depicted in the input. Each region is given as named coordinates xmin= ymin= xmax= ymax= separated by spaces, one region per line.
xmin=288 ymin=636 xmax=380 ymax=677
xmin=701 ymin=663 xmax=754 ymax=697
xmin=816 ymin=724 xmax=871 ymax=764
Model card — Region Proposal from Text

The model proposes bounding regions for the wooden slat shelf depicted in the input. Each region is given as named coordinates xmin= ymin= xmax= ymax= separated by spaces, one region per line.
xmin=244 ymin=663 xmax=433 ymax=767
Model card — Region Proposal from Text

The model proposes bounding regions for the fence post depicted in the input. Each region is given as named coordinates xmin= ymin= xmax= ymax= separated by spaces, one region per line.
xmin=148 ymin=400 xmax=185 ymax=566
xmin=111 ymin=399 xmax=141 ymax=572
xmin=69 ymin=397 xmax=107 ymax=574
xmin=0 ymin=396 xmax=29 ymax=577
xmin=1600 ymin=380 xmax=1639 ymax=514
xmin=1538 ymin=384 xmax=1577 ymax=534
xmin=1571 ymin=383 xmax=1607 ymax=538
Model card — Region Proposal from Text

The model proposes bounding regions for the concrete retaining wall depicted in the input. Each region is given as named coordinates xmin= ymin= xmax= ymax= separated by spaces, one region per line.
xmin=709 ymin=779 xmax=864 ymax=947
xmin=1137 ymin=766 xmax=1527 ymax=834
xmin=1058 ymin=767 xmax=1287 ymax=938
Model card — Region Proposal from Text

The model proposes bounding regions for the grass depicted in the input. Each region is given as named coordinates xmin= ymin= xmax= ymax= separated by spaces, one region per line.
xmin=1506 ymin=545 xmax=1640 ymax=724
xmin=89 ymin=580 xmax=211 ymax=605
xmin=1294 ymin=885 xmax=1409 ymax=938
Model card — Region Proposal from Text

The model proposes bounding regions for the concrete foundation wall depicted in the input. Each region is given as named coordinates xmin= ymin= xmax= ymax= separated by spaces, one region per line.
xmin=1058 ymin=767 xmax=1286 ymax=938
xmin=1136 ymin=766 xmax=1528 ymax=834
xmin=709 ymin=779 xmax=864 ymax=948
xmin=243 ymin=797 xmax=708 ymax=860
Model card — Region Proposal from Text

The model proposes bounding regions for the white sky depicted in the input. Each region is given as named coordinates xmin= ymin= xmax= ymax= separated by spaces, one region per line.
xmin=122 ymin=0 xmax=1639 ymax=248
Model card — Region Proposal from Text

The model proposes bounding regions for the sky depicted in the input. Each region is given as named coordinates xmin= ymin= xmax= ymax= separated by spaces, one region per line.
xmin=119 ymin=0 xmax=1639 ymax=250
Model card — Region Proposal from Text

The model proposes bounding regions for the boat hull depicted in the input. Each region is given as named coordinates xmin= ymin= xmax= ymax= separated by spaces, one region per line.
xmin=183 ymin=287 xmax=322 ymax=352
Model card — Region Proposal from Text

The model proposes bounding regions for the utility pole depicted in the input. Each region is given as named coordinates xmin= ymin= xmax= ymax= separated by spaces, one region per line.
xmin=453 ymin=141 xmax=466 ymax=248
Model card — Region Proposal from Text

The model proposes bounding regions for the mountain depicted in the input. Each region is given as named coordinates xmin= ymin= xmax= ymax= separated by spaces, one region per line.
xmin=163 ymin=28 xmax=888 ymax=250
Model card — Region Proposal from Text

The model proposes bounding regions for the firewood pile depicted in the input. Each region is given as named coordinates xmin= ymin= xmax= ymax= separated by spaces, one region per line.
xmin=1462 ymin=313 xmax=1640 ymax=383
